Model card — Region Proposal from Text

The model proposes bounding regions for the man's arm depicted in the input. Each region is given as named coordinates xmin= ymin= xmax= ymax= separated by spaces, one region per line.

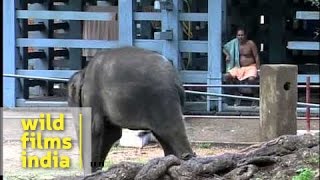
xmin=223 ymin=48 xmax=230 ymax=62
xmin=250 ymin=40 xmax=260 ymax=69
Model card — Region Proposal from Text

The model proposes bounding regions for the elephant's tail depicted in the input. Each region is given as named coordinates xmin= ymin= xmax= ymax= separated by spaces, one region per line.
xmin=176 ymin=83 xmax=185 ymax=107
xmin=68 ymin=69 xmax=86 ymax=107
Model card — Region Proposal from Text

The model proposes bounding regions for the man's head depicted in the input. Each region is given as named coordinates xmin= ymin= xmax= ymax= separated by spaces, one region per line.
xmin=236 ymin=27 xmax=247 ymax=43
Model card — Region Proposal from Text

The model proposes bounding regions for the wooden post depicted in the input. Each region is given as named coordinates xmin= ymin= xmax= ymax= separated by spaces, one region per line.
xmin=260 ymin=64 xmax=298 ymax=141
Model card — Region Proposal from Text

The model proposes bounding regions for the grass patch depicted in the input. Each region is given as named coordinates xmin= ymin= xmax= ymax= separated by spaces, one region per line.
xmin=292 ymin=168 xmax=316 ymax=180
xmin=197 ymin=143 xmax=212 ymax=149
xmin=132 ymin=158 xmax=148 ymax=164
xmin=103 ymin=157 xmax=147 ymax=171
xmin=102 ymin=159 xmax=115 ymax=170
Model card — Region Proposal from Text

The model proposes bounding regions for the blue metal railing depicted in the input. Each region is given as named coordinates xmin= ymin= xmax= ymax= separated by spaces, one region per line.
xmin=4 ymin=74 xmax=320 ymax=108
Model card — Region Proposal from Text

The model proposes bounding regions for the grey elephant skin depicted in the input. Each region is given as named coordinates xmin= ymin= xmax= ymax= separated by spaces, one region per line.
xmin=68 ymin=47 xmax=194 ymax=172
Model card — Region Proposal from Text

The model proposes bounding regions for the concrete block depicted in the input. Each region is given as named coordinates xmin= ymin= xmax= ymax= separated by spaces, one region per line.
xmin=260 ymin=64 xmax=298 ymax=141
xmin=154 ymin=31 xmax=173 ymax=40
xmin=119 ymin=129 xmax=156 ymax=148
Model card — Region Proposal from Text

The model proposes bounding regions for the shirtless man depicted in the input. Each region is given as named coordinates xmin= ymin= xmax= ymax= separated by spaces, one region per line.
xmin=223 ymin=27 xmax=260 ymax=83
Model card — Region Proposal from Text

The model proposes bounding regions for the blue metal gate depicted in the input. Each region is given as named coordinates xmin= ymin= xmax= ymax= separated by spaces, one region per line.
xmin=3 ymin=0 xmax=224 ymax=111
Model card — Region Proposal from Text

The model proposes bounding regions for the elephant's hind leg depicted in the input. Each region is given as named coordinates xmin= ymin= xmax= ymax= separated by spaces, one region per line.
xmin=91 ymin=114 xmax=122 ymax=172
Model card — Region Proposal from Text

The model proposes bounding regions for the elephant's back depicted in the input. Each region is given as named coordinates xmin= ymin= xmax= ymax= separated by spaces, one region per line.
xmin=89 ymin=47 xmax=177 ymax=87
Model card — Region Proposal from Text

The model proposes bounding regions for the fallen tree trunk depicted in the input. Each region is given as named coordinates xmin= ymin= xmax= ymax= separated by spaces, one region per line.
xmin=58 ymin=133 xmax=320 ymax=180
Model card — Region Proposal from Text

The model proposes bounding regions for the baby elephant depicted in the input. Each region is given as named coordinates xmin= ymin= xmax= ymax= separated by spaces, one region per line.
xmin=68 ymin=47 xmax=194 ymax=172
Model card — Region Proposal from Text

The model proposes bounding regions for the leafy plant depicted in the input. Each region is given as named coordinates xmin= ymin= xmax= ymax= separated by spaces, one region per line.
xmin=304 ymin=0 xmax=320 ymax=39
xmin=305 ymin=0 xmax=320 ymax=8
xmin=292 ymin=168 xmax=316 ymax=180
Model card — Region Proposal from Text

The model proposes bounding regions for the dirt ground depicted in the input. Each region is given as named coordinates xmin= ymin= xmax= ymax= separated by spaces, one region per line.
xmin=78 ymin=134 xmax=320 ymax=180
xmin=3 ymin=110 xmax=318 ymax=179
xmin=105 ymin=143 xmax=244 ymax=166
xmin=3 ymin=140 xmax=244 ymax=180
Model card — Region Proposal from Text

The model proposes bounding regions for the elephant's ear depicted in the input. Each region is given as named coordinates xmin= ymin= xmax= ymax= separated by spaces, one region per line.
xmin=68 ymin=70 xmax=85 ymax=107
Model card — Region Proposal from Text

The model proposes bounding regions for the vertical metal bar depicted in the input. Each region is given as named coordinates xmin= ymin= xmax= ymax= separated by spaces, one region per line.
xmin=19 ymin=1 xmax=30 ymax=99
xmin=161 ymin=0 xmax=181 ymax=70
xmin=221 ymin=0 xmax=227 ymax=43
xmin=28 ymin=2 xmax=53 ymax=97
xmin=268 ymin=0 xmax=286 ymax=63
xmin=306 ymin=76 xmax=311 ymax=132
xmin=4 ymin=0 xmax=18 ymax=107
xmin=119 ymin=0 xmax=134 ymax=46
xmin=207 ymin=0 xmax=223 ymax=111
xmin=47 ymin=1 xmax=55 ymax=96
xmin=64 ymin=0 xmax=83 ymax=70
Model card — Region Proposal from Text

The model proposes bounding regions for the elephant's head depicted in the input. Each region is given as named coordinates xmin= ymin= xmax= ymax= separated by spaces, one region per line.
xmin=67 ymin=69 xmax=85 ymax=107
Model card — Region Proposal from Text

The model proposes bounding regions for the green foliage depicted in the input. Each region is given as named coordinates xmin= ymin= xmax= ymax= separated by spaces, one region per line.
xmin=305 ymin=0 xmax=320 ymax=7
xmin=292 ymin=168 xmax=316 ymax=180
